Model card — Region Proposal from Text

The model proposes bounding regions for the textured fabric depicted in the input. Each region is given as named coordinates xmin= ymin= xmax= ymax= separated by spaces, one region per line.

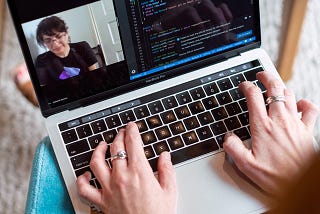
xmin=25 ymin=137 xmax=75 ymax=214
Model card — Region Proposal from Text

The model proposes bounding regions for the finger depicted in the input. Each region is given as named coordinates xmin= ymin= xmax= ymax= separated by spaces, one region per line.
xmin=157 ymin=152 xmax=177 ymax=194
xmin=284 ymin=89 xmax=297 ymax=115
xmin=110 ymin=129 xmax=127 ymax=169
xmin=90 ymin=142 xmax=111 ymax=189
xmin=257 ymin=71 xmax=286 ymax=116
xmin=239 ymin=81 xmax=268 ymax=122
xmin=223 ymin=133 xmax=254 ymax=173
xmin=125 ymin=122 xmax=149 ymax=168
xmin=77 ymin=171 xmax=103 ymax=206
xmin=297 ymin=99 xmax=319 ymax=129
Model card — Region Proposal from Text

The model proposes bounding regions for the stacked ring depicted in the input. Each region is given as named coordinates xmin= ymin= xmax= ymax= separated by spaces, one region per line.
xmin=111 ymin=150 xmax=128 ymax=161
xmin=266 ymin=95 xmax=286 ymax=106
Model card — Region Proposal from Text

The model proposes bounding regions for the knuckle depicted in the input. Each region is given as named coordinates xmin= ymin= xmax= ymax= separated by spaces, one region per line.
xmin=246 ymin=84 xmax=262 ymax=98
xmin=90 ymin=157 xmax=100 ymax=169
xmin=268 ymin=79 xmax=283 ymax=91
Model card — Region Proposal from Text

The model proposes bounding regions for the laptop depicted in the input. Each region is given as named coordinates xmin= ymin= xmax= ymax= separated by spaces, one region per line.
xmin=8 ymin=0 xmax=278 ymax=213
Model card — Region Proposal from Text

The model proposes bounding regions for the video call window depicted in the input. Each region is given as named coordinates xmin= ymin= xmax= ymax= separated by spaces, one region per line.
xmin=21 ymin=2 xmax=129 ymax=107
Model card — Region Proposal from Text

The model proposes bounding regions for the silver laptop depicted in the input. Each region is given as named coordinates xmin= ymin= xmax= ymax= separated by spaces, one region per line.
xmin=8 ymin=0 xmax=277 ymax=213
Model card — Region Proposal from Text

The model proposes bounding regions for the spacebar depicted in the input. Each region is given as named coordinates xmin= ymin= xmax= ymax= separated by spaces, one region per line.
xmin=148 ymin=139 xmax=219 ymax=172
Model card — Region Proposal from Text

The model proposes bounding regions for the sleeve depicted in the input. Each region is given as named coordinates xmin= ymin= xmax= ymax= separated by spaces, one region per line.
xmin=78 ymin=41 xmax=98 ymax=66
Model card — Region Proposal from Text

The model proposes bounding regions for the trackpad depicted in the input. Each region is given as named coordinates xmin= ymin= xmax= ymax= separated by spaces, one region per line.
xmin=175 ymin=152 xmax=271 ymax=214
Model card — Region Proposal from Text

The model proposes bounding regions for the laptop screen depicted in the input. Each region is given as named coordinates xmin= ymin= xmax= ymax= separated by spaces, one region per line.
xmin=8 ymin=0 xmax=260 ymax=116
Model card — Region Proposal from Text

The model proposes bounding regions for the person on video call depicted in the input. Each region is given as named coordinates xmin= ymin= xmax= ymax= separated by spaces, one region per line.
xmin=35 ymin=16 xmax=99 ymax=88
xmin=77 ymin=71 xmax=320 ymax=214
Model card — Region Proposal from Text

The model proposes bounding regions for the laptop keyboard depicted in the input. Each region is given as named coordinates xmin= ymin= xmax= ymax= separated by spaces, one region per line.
xmin=59 ymin=60 xmax=266 ymax=188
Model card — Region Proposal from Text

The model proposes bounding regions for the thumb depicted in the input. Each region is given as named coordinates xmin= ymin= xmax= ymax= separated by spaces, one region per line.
xmin=157 ymin=152 xmax=177 ymax=193
xmin=223 ymin=133 xmax=253 ymax=170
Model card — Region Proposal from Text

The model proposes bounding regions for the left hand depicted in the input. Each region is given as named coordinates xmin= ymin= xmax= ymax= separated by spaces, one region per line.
xmin=77 ymin=122 xmax=177 ymax=214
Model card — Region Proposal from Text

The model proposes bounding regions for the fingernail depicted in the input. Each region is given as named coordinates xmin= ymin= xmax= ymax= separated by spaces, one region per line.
xmin=162 ymin=151 xmax=171 ymax=161
xmin=225 ymin=132 xmax=233 ymax=138
xmin=99 ymin=141 xmax=107 ymax=146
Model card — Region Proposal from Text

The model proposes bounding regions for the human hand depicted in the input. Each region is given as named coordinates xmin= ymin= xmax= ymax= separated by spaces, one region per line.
xmin=77 ymin=122 xmax=177 ymax=214
xmin=223 ymin=71 xmax=319 ymax=196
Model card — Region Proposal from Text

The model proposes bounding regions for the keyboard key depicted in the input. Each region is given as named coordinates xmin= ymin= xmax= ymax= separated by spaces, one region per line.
xmin=216 ymin=92 xmax=232 ymax=105
xmin=148 ymin=101 xmax=164 ymax=114
xmin=169 ymin=121 xmax=186 ymax=135
xmin=75 ymin=166 xmax=94 ymax=178
xmin=229 ymin=88 xmax=244 ymax=101
xmin=196 ymin=126 xmax=213 ymax=140
xmin=174 ymin=106 xmax=191 ymax=119
xmin=238 ymin=99 xmax=248 ymax=111
xmin=105 ymin=115 xmax=121 ymax=129
xmin=210 ymin=121 xmax=227 ymax=136
xmin=134 ymin=105 xmax=150 ymax=119
xmin=144 ymin=145 xmax=156 ymax=159
xmin=149 ymin=138 xmax=219 ymax=171
xmin=224 ymin=116 xmax=241 ymax=131
xmin=216 ymin=134 xmax=225 ymax=147
xmin=238 ymin=112 xmax=249 ymax=126
xmin=155 ymin=126 xmax=171 ymax=140
xmin=202 ymin=96 xmax=219 ymax=110
xmin=90 ymin=120 xmax=107 ymax=134
xmin=162 ymin=96 xmax=178 ymax=110
xmin=120 ymin=110 xmax=136 ymax=124
xmin=153 ymin=141 xmax=170 ymax=155
xmin=146 ymin=115 xmax=162 ymax=129
xmin=141 ymin=131 xmax=157 ymax=145
xmin=183 ymin=116 xmax=200 ymax=130
xmin=167 ymin=136 xmax=184 ymax=150
xmin=255 ymin=81 xmax=267 ymax=92
xmin=197 ymin=112 xmax=214 ymax=125
xmin=211 ymin=107 xmax=228 ymax=121
xmin=182 ymin=131 xmax=198 ymax=145
xmin=234 ymin=127 xmax=251 ymax=141
xmin=230 ymin=74 xmax=245 ymax=86
xmin=160 ymin=110 xmax=177 ymax=124
xmin=217 ymin=78 xmax=233 ymax=91
xmin=71 ymin=151 xmax=93 ymax=170
xmin=188 ymin=101 xmax=205 ymax=114
xmin=88 ymin=134 xmax=104 ymax=149
xmin=103 ymin=129 xmax=117 ymax=144
xmin=135 ymin=120 xmax=148 ymax=132
xmin=76 ymin=125 xmax=93 ymax=139
xmin=176 ymin=91 xmax=192 ymax=105
xmin=204 ymin=82 xmax=219 ymax=95
xmin=190 ymin=87 xmax=206 ymax=100
xmin=244 ymin=67 xmax=263 ymax=81
xmin=61 ymin=129 xmax=78 ymax=144
xmin=66 ymin=139 xmax=90 ymax=157
xmin=225 ymin=102 xmax=242 ymax=116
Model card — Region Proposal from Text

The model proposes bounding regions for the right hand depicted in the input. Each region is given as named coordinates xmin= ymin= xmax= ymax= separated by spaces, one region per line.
xmin=223 ymin=71 xmax=319 ymax=197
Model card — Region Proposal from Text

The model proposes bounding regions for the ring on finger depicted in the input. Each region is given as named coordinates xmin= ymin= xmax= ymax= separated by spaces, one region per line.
xmin=266 ymin=95 xmax=286 ymax=106
xmin=111 ymin=150 xmax=128 ymax=161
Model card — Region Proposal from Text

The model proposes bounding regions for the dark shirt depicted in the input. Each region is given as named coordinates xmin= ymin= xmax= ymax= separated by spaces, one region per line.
xmin=35 ymin=41 xmax=97 ymax=86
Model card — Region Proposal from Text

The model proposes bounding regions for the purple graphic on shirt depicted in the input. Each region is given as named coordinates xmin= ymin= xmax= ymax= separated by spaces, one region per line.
xmin=59 ymin=67 xmax=81 ymax=80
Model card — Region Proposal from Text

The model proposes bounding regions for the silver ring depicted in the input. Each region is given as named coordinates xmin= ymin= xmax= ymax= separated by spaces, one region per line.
xmin=266 ymin=95 xmax=286 ymax=106
xmin=111 ymin=150 xmax=127 ymax=161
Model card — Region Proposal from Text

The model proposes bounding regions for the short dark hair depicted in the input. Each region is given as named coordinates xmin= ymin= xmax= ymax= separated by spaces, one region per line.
xmin=36 ymin=16 xmax=68 ymax=47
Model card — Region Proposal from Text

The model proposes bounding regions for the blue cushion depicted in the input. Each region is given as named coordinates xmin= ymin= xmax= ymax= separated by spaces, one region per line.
xmin=25 ymin=136 xmax=75 ymax=214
